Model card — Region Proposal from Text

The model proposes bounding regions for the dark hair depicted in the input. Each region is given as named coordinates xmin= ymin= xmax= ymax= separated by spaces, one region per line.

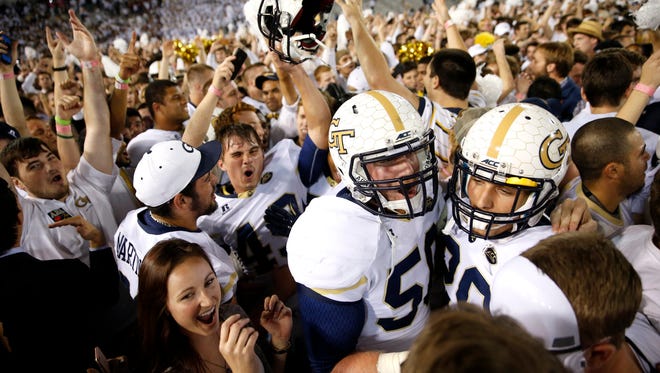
xmin=0 ymin=179 xmax=19 ymax=252
xmin=582 ymin=52 xmax=632 ymax=107
xmin=145 ymin=80 xmax=178 ymax=117
xmin=148 ymin=179 xmax=198 ymax=219
xmin=216 ymin=123 xmax=260 ymax=153
xmin=138 ymin=238 xmax=214 ymax=373
xmin=599 ymin=48 xmax=646 ymax=69
xmin=126 ymin=107 xmax=141 ymax=118
xmin=527 ymin=76 xmax=562 ymax=100
xmin=573 ymin=50 xmax=589 ymax=65
xmin=571 ymin=117 xmax=637 ymax=181
xmin=418 ymin=55 xmax=433 ymax=65
xmin=429 ymin=49 xmax=476 ymax=100
xmin=0 ymin=137 xmax=52 ymax=177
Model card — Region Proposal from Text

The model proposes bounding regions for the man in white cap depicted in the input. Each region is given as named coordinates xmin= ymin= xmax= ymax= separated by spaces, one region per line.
xmin=114 ymin=140 xmax=238 ymax=301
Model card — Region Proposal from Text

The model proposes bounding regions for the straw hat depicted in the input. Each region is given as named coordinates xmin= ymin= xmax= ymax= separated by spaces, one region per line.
xmin=567 ymin=20 xmax=603 ymax=41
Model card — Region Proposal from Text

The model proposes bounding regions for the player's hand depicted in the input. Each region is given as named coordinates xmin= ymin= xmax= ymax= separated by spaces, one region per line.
xmin=264 ymin=204 xmax=299 ymax=237
xmin=550 ymin=197 xmax=598 ymax=234
xmin=260 ymin=294 xmax=293 ymax=351
xmin=48 ymin=215 xmax=106 ymax=248
xmin=46 ymin=27 xmax=66 ymax=64
xmin=219 ymin=314 xmax=264 ymax=373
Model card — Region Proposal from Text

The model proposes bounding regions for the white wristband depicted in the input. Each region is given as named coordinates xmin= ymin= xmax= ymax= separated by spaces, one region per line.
xmin=376 ymin=351 xmax=409 ymax=373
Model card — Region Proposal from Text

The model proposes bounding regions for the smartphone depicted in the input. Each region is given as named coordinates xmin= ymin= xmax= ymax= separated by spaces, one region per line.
xmin=231 ymin=48 xmax=247 ymax=81
xmin=0 ymin=34 xmax=11 ymax=65
xmin=94 ymin=346 xmax=111 ymax=373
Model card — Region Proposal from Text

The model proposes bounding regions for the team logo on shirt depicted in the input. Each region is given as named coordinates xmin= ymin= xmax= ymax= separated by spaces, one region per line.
xmin=261 ymin=172 xmax=273 ymax=184
xmin=484 ymin=245 xmax=497 ymax=264
xmin=47 ymin=208 xmax=73 ymax=223
xmin=75 ymin=196 xmax=90 ymax=207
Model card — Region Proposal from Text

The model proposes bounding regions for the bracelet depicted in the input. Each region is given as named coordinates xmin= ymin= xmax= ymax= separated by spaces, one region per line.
xmin=115 ymin=80 xmax=129 ymax=90
xmin=271 ymin=340 xmax=291 ymax=355
xmin=55 ymin=116 xmax=72 ymax=125
xmin=444 ymin=20 xmax=455 ymax=30
xmin=115 ymin=74 xmax=131 ymax=84
xmin=56 ymin=124 xmax=73 ymax=138
xmin=634 ymin=83 xmax=656 ymax=98
xmin=81 ymin=59 xmax=101 ymax=69
xmin=52 ymin=65 xmax=67 ymax=72
xmin=209 ymin=85 xmax=224 ymax=98
xmin=0 ymin=72 xmax=15 ymax=80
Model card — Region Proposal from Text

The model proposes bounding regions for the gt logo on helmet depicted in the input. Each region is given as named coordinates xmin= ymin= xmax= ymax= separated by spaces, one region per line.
xmin=539 ymin=129 xmax=569 ymax=170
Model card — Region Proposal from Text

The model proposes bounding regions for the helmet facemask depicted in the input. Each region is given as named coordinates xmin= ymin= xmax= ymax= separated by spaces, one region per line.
xmin=449 ymin=150 xmax=558 ymax=242
xmin=257 ymin=0 xmax=333 ymax=64
xmin=347 ymin=128 xmax=438 ymax=219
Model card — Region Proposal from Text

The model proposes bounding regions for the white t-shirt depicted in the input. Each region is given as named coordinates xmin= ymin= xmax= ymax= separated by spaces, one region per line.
xmin=20 ymin=156 xmax=118 ymax=265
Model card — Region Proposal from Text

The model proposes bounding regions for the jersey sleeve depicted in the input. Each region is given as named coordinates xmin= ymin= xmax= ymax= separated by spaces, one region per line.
xmin=287 ymin=197 xmax=380 ymax=302
xmin=297 ymin=283 xmax=366 ymax=373
xmin=70 ymin=154 xmax=118 ymax=194
xmin=298 ymin=135 xmax=328 ymax=188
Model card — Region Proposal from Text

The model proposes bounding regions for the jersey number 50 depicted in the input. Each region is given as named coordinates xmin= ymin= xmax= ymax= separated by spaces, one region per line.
xmin=377 ymin=224 xmax=436 ymax=331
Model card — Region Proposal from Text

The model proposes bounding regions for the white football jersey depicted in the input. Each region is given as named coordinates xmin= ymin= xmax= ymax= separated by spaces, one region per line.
xmin=617 ymin=225 xmax=660 ymax=331
xmin=559 ymin=178 xmax=634 ymax=240
xmin=442 ymin=220 xmax=554 ymax=309
xmin=114 ymin=207 xmax=238 ymax=302
xmin=419 ymin=98 xmax=459 ymax=174
xmin=198 ymin=140 xmax=307 ymax=275
xmin=288 ymin=195 xmax=441 ymax=352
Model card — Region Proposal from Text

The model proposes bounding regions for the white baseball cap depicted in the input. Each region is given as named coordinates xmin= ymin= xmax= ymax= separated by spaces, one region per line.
xmin=134 ymin=140 xmax=221 ymax=207
xmin=494 ymin=22 xmax=512 ymax=37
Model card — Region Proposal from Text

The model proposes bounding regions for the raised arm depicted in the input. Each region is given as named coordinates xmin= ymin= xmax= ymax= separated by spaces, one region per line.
xmin=616 ymin=49 xmax=660 ymax=124
xmin=335 ymin=0 xmax=420 ymax=108
xmin=0 ymin=33 xmax=27 ymax=137
xmin=159 ymin=40 xmax=174 ymax=80
xmin=432 ymin=0 xmax=467 ymax=51
xmin=54 ymin=94 xmax=82 ymax=171
xmin=274 ymin=56 xmax=331 ymax=149
xmin=58 ymin=9 xmax=113 ymax=175
xmin=110 ymin=32 xmax=140 ymax=140
xmin=182 ymin=55 xmax=235 ymax=147
xmin=493 ymin=39 xmax=514 ymax=103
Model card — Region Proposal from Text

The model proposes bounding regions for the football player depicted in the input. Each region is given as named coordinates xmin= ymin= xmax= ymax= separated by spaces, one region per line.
xmin=442 ymin=103 xmax=574 ymax=309
xmin=287 ymin=90 xmax=441 ymax=372
xmin=182 ymin=53 xmax=331 ymax=307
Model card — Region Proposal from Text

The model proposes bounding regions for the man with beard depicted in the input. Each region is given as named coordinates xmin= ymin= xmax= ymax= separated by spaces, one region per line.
xmin=113 ymin=140 xmax=238 ymax=302
xmin=560 ymin=118 xmax=650 ymax=240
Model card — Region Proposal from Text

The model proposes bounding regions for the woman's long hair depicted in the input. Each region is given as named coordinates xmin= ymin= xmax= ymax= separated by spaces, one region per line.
xmin=137 ymin=238 xmax=215 ymax=373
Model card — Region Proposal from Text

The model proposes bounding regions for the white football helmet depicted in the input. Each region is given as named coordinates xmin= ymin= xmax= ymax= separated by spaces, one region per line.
xmin=448 ymin=103 xmax=569 ymax=240
xmin=257 ymin=0 xmax=334 ymax=63
xmin=329 ymin=90 xmax=438 ymax=219
xmin=490 ymin=256 xmax=581 ymax=353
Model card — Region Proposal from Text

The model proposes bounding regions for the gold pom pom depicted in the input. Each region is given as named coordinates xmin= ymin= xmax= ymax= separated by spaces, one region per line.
xmin=474 ymin=32 xmax=496 ymax=48
xmin=173 ymin=39 xmax=199 ymax=64
xmin=397 ymin=40 xmax=434 ymax=64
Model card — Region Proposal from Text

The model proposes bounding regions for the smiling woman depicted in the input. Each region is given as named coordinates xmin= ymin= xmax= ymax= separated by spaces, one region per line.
xmin=137 ymin=238 xmax=293 ymax=373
